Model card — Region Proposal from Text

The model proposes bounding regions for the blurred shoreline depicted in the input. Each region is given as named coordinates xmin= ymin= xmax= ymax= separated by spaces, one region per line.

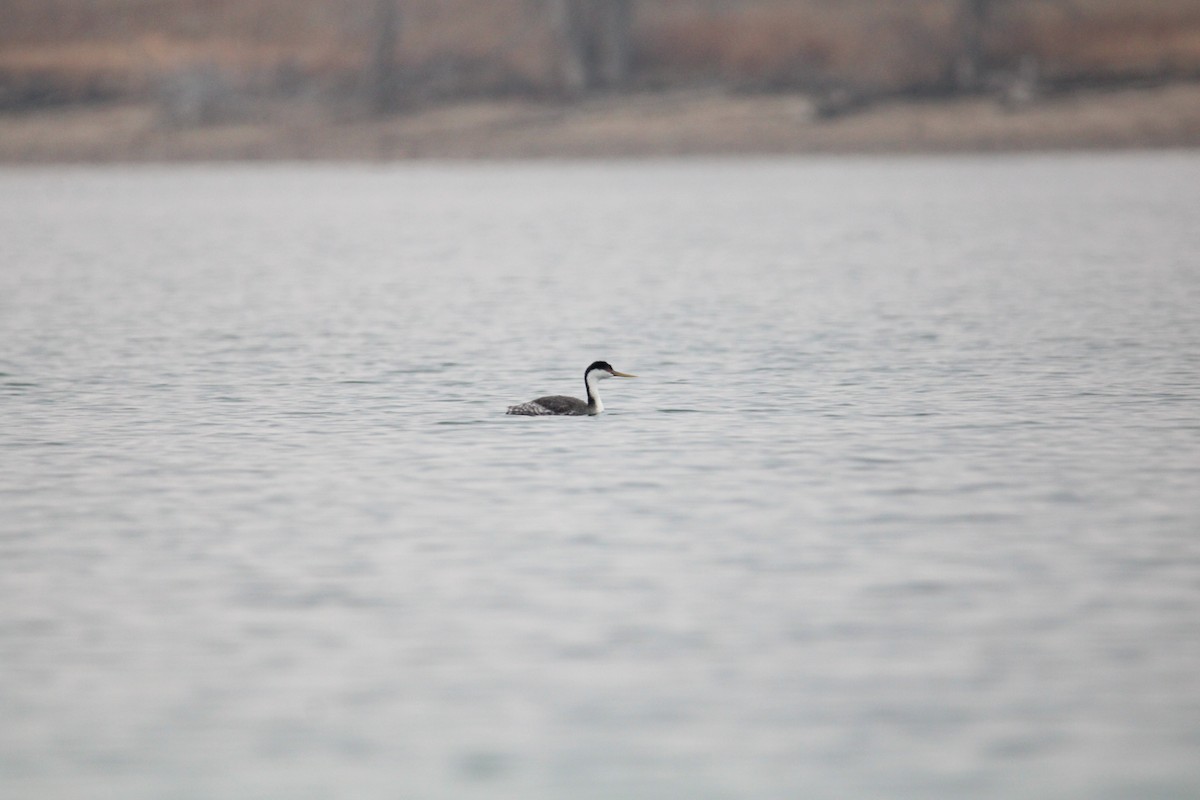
xmin=3 ymin=82 xmax=1200 ymax=162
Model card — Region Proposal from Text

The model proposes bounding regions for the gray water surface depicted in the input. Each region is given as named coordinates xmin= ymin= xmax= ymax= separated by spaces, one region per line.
xmin=2 ymin=156 xmax=1199 ymax=799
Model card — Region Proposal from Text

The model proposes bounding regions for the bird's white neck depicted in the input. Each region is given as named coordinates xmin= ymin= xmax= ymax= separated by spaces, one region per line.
xmin=585 ymin=369 xmax=604 ymax=414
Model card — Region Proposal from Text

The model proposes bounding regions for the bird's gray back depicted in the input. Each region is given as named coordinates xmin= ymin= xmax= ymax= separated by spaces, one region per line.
xmin=506 ymin=395 xmax=589 ymax=416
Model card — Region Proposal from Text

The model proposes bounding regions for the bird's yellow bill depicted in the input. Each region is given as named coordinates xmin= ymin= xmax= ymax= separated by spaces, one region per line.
xmin=611 ymin=370 xmax=637 ymax=378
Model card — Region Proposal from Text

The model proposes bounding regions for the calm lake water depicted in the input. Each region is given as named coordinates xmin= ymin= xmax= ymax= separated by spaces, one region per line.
xmin=2 ymin=155 xmax=1199 ymax=799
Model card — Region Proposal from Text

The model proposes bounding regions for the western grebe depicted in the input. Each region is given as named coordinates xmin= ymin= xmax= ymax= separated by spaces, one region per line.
xmin=506 ymin=361 xmax=637 ymax=416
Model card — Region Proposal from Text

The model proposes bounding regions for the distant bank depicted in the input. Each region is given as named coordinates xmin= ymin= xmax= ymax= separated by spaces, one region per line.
xmin=3 ymin=82 xmax=1199 ymax=162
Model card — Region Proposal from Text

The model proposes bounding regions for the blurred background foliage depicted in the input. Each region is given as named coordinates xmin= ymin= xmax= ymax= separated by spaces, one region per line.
xmin=2 ymin=0 xmax=1199 ymax=118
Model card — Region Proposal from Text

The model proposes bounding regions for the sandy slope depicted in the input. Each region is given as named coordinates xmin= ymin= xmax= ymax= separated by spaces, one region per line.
xmin=3 ymin=82 xmax=1200 ymax=162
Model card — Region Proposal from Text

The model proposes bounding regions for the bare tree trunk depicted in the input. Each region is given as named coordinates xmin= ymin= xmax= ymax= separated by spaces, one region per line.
xmin=369 ymin=0 xmax=401 ymax=114
xmin=955 ymin=0 xmax=992 ymax=90
xmin=598 ymin=0 xmax=633 ymax=89
xmin=553 ymin=0 xmax=635 ymax=95
xmin=552 ymin=0 xmax=589 ymax=95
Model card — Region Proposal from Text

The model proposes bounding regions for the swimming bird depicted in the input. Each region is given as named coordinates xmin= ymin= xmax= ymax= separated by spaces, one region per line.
xmin=506 ymin=361 xmax=637 ymax=416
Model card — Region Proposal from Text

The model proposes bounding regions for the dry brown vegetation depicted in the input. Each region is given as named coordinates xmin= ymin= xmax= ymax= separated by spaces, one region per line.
xmin=992 ymin=3 xmax=1200 ymax=80
xmin=4 ymin=0 xmax=1200 ymax=160
xmin=638 ymin=0 xmax=1200 ymax=91
xmin=0 ymin=0 xmax=559 ymax=107
xmin=3 ymin=0 xmax=1200 ymax=111
xmin=636 ymin=2 xmax=957 ymax=90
